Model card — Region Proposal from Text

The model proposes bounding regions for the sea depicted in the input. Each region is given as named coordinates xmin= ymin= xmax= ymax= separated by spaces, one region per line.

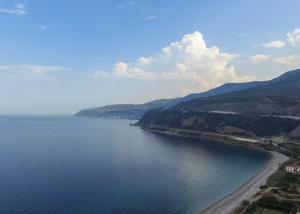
xmin=0 ymin=116 xmax=270 ymax=214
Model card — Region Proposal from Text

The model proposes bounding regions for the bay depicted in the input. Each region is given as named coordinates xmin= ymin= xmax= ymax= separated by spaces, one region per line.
xmin=0 ymin=116 xmax=270 ymax=214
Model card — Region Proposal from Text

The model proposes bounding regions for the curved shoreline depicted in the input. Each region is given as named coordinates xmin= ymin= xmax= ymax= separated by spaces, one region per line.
xmin=140 ymin=127 xmax=289 ymax=214
xmin=200 ymin=151 xmax=289 ymax=214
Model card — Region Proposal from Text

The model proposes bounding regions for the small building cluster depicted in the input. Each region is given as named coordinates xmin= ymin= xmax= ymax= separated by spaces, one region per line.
xmin=286 ymin=163 xmax=300 ymax=174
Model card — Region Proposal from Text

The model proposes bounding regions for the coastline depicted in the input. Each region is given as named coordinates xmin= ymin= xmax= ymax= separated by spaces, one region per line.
xmin=199 ymin=151 xmax=289 ymax=214
xmin=139 ymin=126 xmax=290 ymax=214
xmin=140 ymin=126 xmax=265 ymax=151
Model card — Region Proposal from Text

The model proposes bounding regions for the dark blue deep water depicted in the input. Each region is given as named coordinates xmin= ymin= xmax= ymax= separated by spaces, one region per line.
xmin=0 ymin=116 xmax=270 ymax=214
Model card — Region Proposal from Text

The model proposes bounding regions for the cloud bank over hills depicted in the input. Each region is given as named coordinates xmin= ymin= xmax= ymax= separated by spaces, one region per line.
xmin=94 ymin=31 xmax=255 ymax=92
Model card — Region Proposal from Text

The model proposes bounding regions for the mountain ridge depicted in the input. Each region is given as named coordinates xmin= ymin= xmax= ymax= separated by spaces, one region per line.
xmin=138 ymin=68 xmax=300 ymax=138
xmin=76 ymin=80 xmax=263 ymax=119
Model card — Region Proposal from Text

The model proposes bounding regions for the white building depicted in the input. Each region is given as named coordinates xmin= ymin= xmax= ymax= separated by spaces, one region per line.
xmin=286 ymin=163 xmax=300 ymax=174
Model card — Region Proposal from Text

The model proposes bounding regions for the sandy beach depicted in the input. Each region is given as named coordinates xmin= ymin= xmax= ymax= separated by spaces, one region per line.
xmin=200 ymin=151 xmax=289 ymax=214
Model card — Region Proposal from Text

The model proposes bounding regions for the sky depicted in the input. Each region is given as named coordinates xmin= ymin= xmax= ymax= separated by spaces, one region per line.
xmin=0 ymin=0 xmax=300 ymax=115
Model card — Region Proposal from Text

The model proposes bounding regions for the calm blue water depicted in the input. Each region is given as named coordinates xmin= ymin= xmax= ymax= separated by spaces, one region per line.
xmin=0 ymin=116 xmax=270 ymax=214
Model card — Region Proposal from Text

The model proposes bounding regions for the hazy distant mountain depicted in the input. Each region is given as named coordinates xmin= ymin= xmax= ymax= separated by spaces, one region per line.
xmin=76 ymin=81 xmax=262 ymax=119
xmin=75 ymin=99 xmax=172 ymax=120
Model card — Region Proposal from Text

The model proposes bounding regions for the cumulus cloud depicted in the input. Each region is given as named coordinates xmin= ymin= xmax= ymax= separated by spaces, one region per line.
xmin=137 ymin=57 xmax=152 ymax=65
xmin=262 ymin=40 xmax=285 ymax=49
xmin=144 ymin=15 xmax=156 ymax=21
xmin=94 ymin=31 xmax=255 ymax=93
xmin=0 ymin=64 xmax=67 ymax=81
xmin=275 ymin=55 xmax=300 ymax=67
xmin=287 ymin=28 xmax=300 ymax=47
xmin=113 ymin=62 xmax=155 ymax=80
xmin=0 ymin=3 xmax=27 ymax=16
xmin=249 ymin=54 xmax=271 ymax=64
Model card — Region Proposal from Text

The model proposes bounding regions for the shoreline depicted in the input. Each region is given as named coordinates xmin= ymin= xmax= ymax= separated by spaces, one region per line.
xmin=139 ymin=126 xmax=290 ymax=214
xmin=141 ymin=126 xmax=265 ymax=151
xmin=199 ymin=151 xmax=289 ymax=214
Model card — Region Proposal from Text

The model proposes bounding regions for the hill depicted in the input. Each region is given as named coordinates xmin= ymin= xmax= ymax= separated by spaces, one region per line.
xmin=75 ymin=99 xmax=172 ymax=119
xmin=138 ymin=69 xmax=300 ymax=138
xmin=75 ymin=81 xmax=262 ymax=119
xmin=174 ymin=69 xmax=300 ymax=115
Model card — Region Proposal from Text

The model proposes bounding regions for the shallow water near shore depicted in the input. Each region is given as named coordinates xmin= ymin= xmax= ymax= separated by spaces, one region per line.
xmin=0 ymin=116 xmax=270 ymax=214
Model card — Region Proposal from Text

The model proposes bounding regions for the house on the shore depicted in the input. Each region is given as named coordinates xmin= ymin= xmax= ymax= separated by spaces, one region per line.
xmin=286 ymin=163 xmax=300 ymax=174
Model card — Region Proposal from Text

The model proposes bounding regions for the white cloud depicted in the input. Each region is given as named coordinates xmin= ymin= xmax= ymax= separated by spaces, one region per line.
xmin=0 ymin=64 xmax=67 ymax=81
xmin=113 ymin=62 xmax=155 ymax=80
xmin=144 ymin=15 xmax=156 ymax=21
xmin=36 ymin=25 xmax=48 ymax=30
xmin=0 ymin=3 xmax=27 ymax=16
xmin=262 ymin=40 xmax=285 ymax=48
xmin=137 ymin=57 xmax=152 ymax=65
xmin=117 ymin=1 xmax=136 ymax=9
xmin=96 ymin=31 xmax=255 ymax=93
xmin=275 ymin=55 xmax=300 ymax=67
xmin=91 ymin=71 xmax=110 ymax=79
xmin=249 ymin=54 xmax=271 ymax=64
xmin=287 ymin=28 xmax=300 ymax=47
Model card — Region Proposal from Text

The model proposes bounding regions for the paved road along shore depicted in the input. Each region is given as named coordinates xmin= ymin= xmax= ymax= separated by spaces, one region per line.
xmin=200 ymin=152 xmax=289 ymax=214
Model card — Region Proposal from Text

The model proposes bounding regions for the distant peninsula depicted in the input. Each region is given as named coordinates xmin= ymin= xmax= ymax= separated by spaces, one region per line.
xmin=76 ymin=81 xmax=262 ymax=120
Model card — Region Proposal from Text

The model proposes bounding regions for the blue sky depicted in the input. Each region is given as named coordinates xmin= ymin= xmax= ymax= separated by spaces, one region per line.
xmin=0 ymin=0 xmax=300 ymax=114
